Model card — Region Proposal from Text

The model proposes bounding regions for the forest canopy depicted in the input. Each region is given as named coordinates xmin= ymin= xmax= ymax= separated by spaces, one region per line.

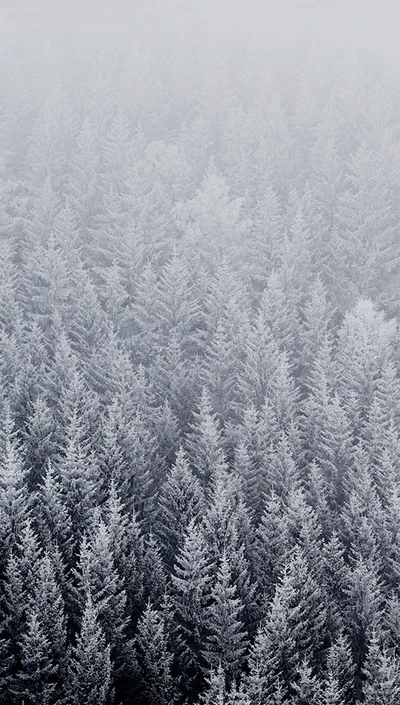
xmin=1 ymin=3 xmax=400 ymax=704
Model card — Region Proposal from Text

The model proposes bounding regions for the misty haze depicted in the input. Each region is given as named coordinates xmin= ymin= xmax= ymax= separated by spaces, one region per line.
xmin=1 ymin=1 xmax=400 ymax=704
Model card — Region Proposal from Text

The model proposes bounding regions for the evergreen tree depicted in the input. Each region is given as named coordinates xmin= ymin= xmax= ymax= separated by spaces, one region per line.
xmin=157 ymin=447 xmax=205 ymax=568
xmin=363 ymin=631 xmax=400 ymax=705
xmin=0 ymin=407 xmax=29 ymax=555
xmin=33 ymin=552 xmax=67 ymax=677
xmin=253 ymin=491 xmax=289 ymax=607
xmin=68 ymin=594 xmax=113 ymax=705
xmin=16 ymin=611 xmax=56 ymax=705
xmin=292 ymin=661 xmax=323 ymax=705
xmin=185 ymin=389 xmax=226 ymax=485
xmin=73 ymin=519 xmax=130 ymax=666
xmin=136 ymin=603 xmax=175 ymax=705
xmin=170 ymin=520 xmax=212 ymax=694
xmin=203 ymin=552 xmax=248 ymax=679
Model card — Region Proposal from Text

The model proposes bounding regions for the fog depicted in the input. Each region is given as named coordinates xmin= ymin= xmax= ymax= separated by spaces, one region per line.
xmin=2 ymin=2 xmax=400 ymax=705
xmin=2 ymin=0 xmax=400 ymax=62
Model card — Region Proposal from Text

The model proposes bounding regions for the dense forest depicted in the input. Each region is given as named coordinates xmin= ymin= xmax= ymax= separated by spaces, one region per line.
xmin=1 ymin=14 xmax=400 ymax=705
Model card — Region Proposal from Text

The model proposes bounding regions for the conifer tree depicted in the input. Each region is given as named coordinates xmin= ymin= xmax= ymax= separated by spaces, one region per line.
xmin=73 ymin=520 xmax=129 ymax=660
xmin=171 ymin=520 xmax=212 ymax=694
xmin=249 ymin=546 xmax=327 ymax=698
xmin=136 ymin=603 xmax=175 ymax=705
xmin=157 ymin=447 xmax=205 ymax=568
xmin=300 ymin=276 xmax=335 ymax=374
xmin=23 ymin=396 xmax=57 ymax=489
xmin=36 ymin=460 xmax=73 ymax=566
xmin=363 ymin=631 xmax=400 ymax=705
xmin=253 ymin=491 xmax=288 ymax=607
xmin=142 ymin=532 xmax=167 ymax=608
xmin=16 ymin=611 xmax=56 ymax=705
xmin=203 ymin=552 xmax=248 ymax=679
xmin=344 ymin=555 xmax=384 ymax=698
xmin=292 ymin=661 xmax=323 ymax=705
xmin=0 ymin=407 xmax=29 ymax=554
xmin=68 ymin=594 xmax=113 ymax=705
xmin=326 ymin=631 xmax=355 ymax=704
xmin=199 ymin=665 xmax=227 ymax=705
xmin=57 ymin=406 xmax=97 ymax=546
xmin=185 ymin=389 xmax=226 ymax=485
xmin=33 ymin=552 xmax=67 ymax=677
xmin=103 ymin=489 xmax=144 ymax=633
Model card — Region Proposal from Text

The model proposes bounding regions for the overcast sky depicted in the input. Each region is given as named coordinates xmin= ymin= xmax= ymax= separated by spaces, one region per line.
xmin=1 ymin=0 xmax=400 ymax=63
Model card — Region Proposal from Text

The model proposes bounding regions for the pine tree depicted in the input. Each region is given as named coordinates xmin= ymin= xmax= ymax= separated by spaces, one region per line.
xmin=175 ymin=160 xmax=248 ymax=271
xmin=57 ymin=405 xmax=97 ymax=546
xmin=257 ymin=270 xmax=300 ymax=359
xmin=23 ymin=176 xmax=60 ymax=251
xmin=267 ymin=351 xmax=300 ymax=436
xmin=232 ymin=402 xmax=279 ymax=521
xmin=334 ymin=142 xmax=399 ymax=306
xmin=0 ymin=407 xmax=29 ymax=555
xmin=0 ymin=628 xmax=13 ymax=704
xmin=157 ymin=447 xmax=205 ymax=568
xmin=250 ymin=546 xmax=327 ymax=697
xmin=268 ymin=432 xmax=301 ymax=501
xmin=322 ymin=670 xmax=347 ymax=705
xmin=285 ymin=488 xmax=323 ymax=574
xmin=104 ymin=480 xmax=145 ymax=622
xmin=73 ymin=520 xmax=129 ymax=660
xmin=299 ymin=276 xmax=335 ymax=374
xmin=16 ymin=611 xmax=57 ymax=705
xmin=68 ymin=594 xmax=113 ymax=705
xmin=67 ymin=114 xmax=101 ymax=236
xmin=150 ymin=329 xmax=199 ymax=428
xmin=238 ymin=298 xmax=281 ymax=411
xmin=292 ymin=661 xmax=323 ymax=705
xmin=199 ymin=665 xmax=227 ymax=705
xmin=253 ymin=492 xmax=288 ymax=607
xmin=156 ymin=252 xmax=201 ymax=354
xmin=33 ymin=552 xmax=67 ymax=675
xmin=326 ymin=631 xmax=355 ymax=704
xmin=185 ymin=389 xmax=226 ymax=485
xmin=344 ymin=555 xmax=384 ymax=698
xmin=246 ymin=619 xmax=289 ymax=705
xmin=203 ymin=552 xmax=248 ymax=679
xmin=171 ymin=520 xmax=212 ymax=694
xmin=247 ymin=182 xmax=283 ymax=287
xmin=336 ymin=298 xmax=396 ymax=430
xmin=23 ymin=396 xmax=57 ymax=489
xmin=120 ymin=409 xmax=158 ymax=522
xmin=136 ymin=603 xmax=175 ymax=705
xmin=317 ymin=393 xmax=355 ymax=515
xmin=363 ymin=631 xmax=400 ymax=705
xmin=36 ymin=460 xmax=73 ymax=566
xmin=322 ymin=533 xmax=348 ymax=638
xmin=202 ymin=466 xmax=251 ymax=565
xmin=142 ymin=532 xmax=167 ymax=608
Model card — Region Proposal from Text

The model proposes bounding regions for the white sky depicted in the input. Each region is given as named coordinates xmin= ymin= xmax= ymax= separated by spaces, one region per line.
xmin=0 ymin=0 xmax=400 ymax=62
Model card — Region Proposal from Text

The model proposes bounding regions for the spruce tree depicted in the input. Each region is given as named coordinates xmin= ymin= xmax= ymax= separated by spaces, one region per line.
xmin=136 ymin=603 xmax=175 ymax=705
xmin=68 ymin=594 xmax=113 ymax=705
xmin=157 ymin=447 xmax=205 ymax=568
xmin=16 ymin=611 xmax=57 ymax=705
xmin=171 ymin=520 xmax=212 ymax=694
xmin=203 ymin=552 xmax=248 ymax=679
